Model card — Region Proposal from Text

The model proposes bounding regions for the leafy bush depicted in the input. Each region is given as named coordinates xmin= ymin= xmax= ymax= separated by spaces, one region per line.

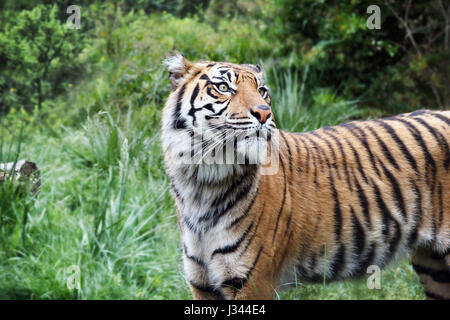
xmin=0 ymin=4 xmax=86 ymax=113
xmin=271 ymin=0 xmax=450 ymax=111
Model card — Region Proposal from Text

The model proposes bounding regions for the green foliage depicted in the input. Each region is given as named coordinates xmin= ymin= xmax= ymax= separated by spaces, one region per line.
xmin=271 ymin=0 xmax=450 ymax=111
xmin=267 ymin=66 xmax=368 ymax=132
xmin=0 ymin=128 xmax=33 ymax=257
xmin=0 ymin=4 xmax=86 ymax=113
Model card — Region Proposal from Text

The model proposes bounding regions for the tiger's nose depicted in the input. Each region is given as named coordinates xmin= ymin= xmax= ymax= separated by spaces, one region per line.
xmin=250 ymin=105 xmax=272 ymax=124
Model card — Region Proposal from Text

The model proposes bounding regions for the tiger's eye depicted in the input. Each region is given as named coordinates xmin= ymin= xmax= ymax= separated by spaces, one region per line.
xmin=259 ymin=87 xmax=267 ymax=97
xmin=217 ymin=83 xmax=229 ymax=92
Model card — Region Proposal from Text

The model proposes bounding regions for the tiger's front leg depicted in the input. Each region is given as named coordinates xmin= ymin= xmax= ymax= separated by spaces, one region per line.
xmin=223 ymin=276 xmax=276 ymax=300
xmin=186 ymin=252 xmax=277 ymax=300
xmin=188 ymin=266 xmax=276 ymax=300
xmin=219 ymin=258 xmax=278 ymax=300
xmin=190 ymin=284 xmax=224 ymax=300
xmin=183 ymin=251 xmax=225 ymax=300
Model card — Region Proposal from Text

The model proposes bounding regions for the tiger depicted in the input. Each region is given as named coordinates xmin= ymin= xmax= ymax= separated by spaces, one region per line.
xmin=161 ymin=54 xmax=450 ymax=300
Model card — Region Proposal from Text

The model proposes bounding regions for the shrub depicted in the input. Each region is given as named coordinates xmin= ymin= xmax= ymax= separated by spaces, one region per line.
xmin=0 ymin=4 xmax=86 ymax=113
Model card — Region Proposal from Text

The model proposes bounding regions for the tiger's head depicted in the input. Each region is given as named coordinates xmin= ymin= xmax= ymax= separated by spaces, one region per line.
xmin=162 ymin=55 xmax=276 ymax=172
xmin=162 ymin=54 xmax=276 ymax=176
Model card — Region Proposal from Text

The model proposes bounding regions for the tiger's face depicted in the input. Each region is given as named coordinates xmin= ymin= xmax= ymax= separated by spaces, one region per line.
xmin=162 ymin=55 xmax=276 ymax=167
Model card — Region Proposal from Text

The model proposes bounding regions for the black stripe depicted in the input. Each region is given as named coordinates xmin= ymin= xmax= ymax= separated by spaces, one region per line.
xmin=342 ymin=123 xmax=381 ymax=177
xmin=366 ymin=126 xmax=400 ymax=171
xmin=395 ymin=118 xmax=437 ymax=187
xmin=330 ymin=245 xmax=345 ymax=279
xmin=329 ymin=173 xmax=342 ymax=241
xmin=374 ymin=120 xmax=418 ymax=171
xmin=351 ymin=206 xmax=365 ymax=255
xmin=411 ymin=116 xmax=450 ymax=170
xmin=378 ymin=159 xmax=407 ymax=221
xmin=229 ymin=116 xmax=249 ymax=120
xmin=183 ymin=215 xmax=196 ymax=233
xmin=227 ymin=186 xmax=259 ymax=230
xmin=407 ymin=180 xmax=422 ymax=248
xmin=437 ymin=183 xmax=443 ymax=231
xmin=200 ymin=103 xmax=214 ymax=113
xmin=359 ymin=243 xmax=376 ymax=276
xmin=372 ymin=179 xmax=402 ymax=260
xmin=322 ymin=128 xmax=352 ymax=191
xmin=297 ymin=209 xmax=322 ymax=280
xmin=200 ymin=74 xmax=211 ymax=82
xmin=222 ymin=246 xmax=264 ymax=291
xmin=299 ymin=135 xmax=318 ymax=183
xmin=372 ymin=180 xmax=390 ymax=240
xmin=430 ymin=248 xmax=450 ymax=259
xmin=293 ymin=134 xmax=310 ymax=174
xmin=305 ymin=133 xmax=329 ymax=170
xmin=238 ymin=205 xmax=266 ymax=258
xmin=211 ymin=222 xmax=253 ymax=257
xmin=309 ymin=141 xmax=319 ymax=184
xmin=412 ymin=264 xmax=450 ymax=283
xmin=311 ymin=131 xmax=341 ymax=180
xmin=172 ymin=84 xmax=187 ymax=129
xmin=184 ymin=245 xmax=206 ymax=268
xmin=190 ymin=83 xmax=200 ymax=106
xmin=209 ymin=102 xmax=230 ymax=118
xmin=397 ymin=118 xmax=437 ymax=240
xmin=309 ymin=253 xmax=317 ymax=280
xmin=292 ymin=134 xmax=302 ymax=170
xmin=187 ymin=84 xmax=201 ymax=124
xmin=271 ymin=155 xmax=287 ymax=244
xmin=429 ymin=111 xmax=450 ymax=125
xmin=282 ymin=211 xmax=293 ymax=242
xmin=170 ymin=182 xmax=183 ymax=204
xmin=345 ymin=137 xmax=369 ymax=184
xmin=190 ymin=281 xmax=225 ymax=299
xmin=281 ymin=131 xmax=294 ymax=175
xmin=209 ymin=169 xmax=254 ymax=209
xmin=409 ymin=109 xmax=429 ymax=117
xmin=353 ymin=174 xmax=371 ymax=230
xmin=206 ymin=87 xmax=219 ymax=99
xmin=222 ymin=278 xmax=245 ymax=291
xmin=227 ymin=121 xmax=254 ymax=126
xmin=201 ymin=176 xmax=255 ymax=229
xmin=210 ymin=177 xmax=255 ymax=228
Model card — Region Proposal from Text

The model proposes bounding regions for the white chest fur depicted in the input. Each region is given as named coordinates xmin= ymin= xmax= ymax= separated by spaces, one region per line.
xmin=172 ymin=164 xmax=260 ymax=288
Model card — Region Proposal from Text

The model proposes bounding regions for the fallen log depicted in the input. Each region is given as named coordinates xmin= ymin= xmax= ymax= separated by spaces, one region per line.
xmin=0 ymin=160 xmax=41 ymax=194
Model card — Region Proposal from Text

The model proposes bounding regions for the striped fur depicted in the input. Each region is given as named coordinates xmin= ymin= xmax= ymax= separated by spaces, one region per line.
xmin=161 ymin=55 xmax=450 ymax=300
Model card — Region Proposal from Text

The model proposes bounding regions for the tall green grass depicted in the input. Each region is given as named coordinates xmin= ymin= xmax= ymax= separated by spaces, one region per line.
xmin=0 ymin=128 xmax=28 ymax=256
xmin=267 ymin=66 xmax=368 ymax=132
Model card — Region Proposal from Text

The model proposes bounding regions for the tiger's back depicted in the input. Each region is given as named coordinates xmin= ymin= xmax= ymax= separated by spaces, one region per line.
xmin=273 ymin=110 xmax=450 ymax=291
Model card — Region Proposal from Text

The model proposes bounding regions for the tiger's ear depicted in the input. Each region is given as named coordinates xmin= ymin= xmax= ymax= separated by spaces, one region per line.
xmin=163 ymin=54 xmax=193 ymax=90
xmin=241 ymin=63 xmax=263 ymax=77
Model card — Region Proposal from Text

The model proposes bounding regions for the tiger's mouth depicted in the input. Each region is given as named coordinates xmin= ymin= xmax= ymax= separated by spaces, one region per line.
xmin=191 ymin=124 xmax=273 ymax=165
